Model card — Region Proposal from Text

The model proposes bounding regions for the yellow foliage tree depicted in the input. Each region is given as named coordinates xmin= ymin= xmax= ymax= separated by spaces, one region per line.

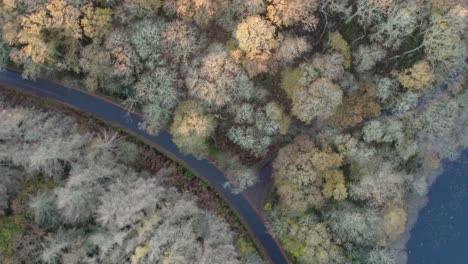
xmin=395 ymin=60 xmax=435 ymax=90
xmin=328 ymin=32 xmax=351 ymax=68
xmin=170 ymin=100 xmax=216 ymax=158
xmin=234 ymin=15 xmax=280 ymax=60
xmin=378 ymin=203 xmax=407 ymax=244
xmin=14 ymin=0 xmax=82 ymax=72
xmin=81 ymin=4 xmax=112 ymax=40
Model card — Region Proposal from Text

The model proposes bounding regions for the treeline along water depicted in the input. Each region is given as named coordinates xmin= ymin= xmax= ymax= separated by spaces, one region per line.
xmin=407 ymin=149 xmax=468 ymax=264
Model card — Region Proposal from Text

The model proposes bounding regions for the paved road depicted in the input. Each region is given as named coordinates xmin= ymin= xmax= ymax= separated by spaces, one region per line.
xmin=0 ymin=69 xmax=289 ymax=264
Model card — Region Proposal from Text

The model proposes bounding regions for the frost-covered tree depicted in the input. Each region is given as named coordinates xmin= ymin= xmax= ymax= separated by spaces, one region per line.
xmin=423 ymin=12 xmax=465 ymax=68
xmin=130 ymin=68 xmax=180 ymax=134
xmin=273 ymin=135 xmax=347 ymax=214
xmin=279 ymin=35 xmax=312 ymax=64
xmin=370 ymin=5 xmax=419 ymax=49
xmin=130 ymin=19 xmax=166 ymax=69
xmin=96 ymin=176 xmax=167 ymax=230
xmin=218 ymin=152 xmax=257 ymax=193
xmin=362 ymin=119 xmax=404 ymax=144
xmin=353 ymin=43 xmax=387 ymax=73
xmin=378 ymin=203 xmax=407 ymax=244
xmin=292 ymin=77 xmax=343 ymax=124
xmin=160 ymin=20 xmax=207 ymax=64
xmin=228 ymin=101 xmax=289 ymax=157
xmin=281 ymin=216 xmax=345 ymax=264
xmin=348 ymin=161 xmax=407 ymax=207
xmin=29 ymin=191 xmax=61 ymax=229
xmin=186 ymin=44 xmax=254 ymax=107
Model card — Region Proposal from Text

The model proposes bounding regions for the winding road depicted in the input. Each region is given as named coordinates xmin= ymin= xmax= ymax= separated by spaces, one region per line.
xmin=0 ymin=69 xmax=289 ymax=264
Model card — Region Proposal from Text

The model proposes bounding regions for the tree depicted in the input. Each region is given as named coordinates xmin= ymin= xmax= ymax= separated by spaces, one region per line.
xmin=29 ymin=191 xmax=61 ymax=229
xmin=370 ymin=5 xmax=419 ymax=49
xmin=227 ymin=127 xmax=272 ymax=157
xmin=55 ymin=183 xmax=102 ymax=224
xmin=0 ymin=167 xmax=19 ymax=216
xmin=348 ymin=161 xmax=406 ymax=207
xmin=162 ymin=0 xmax=229 ymax=28
xmin=273 ymin=135 xmax=347 ymax=214
xmin=330 ymin=82 xmax=381 ymax=128
xmin=326 ymin=204 xmax=381 ymax=247
xmin=283 ymin=219 xmax=344 ymax=264
xmin=362 ymin=119 xmax=404 ymax=144
xmin=105 ymin=28 xmax=143 ymax=85
xmin=395 ymin=60 xmax=436 ymax=90
xmin=0 ymin=41 xmax=9 ymax=70
xmin=273 ymin=135 xmax=324 ymax=213
xmin=81 ymin=4 xmax=112 ymax=40
xmin=118 ymin=0 xmax=162 ymax=22
xmin=131 ymin=67 xmax=180 ymax=134
xmin=160 ymin=20 xmax=207 ymax=64
xmin=292 ymin=77 xmax=343 ymax=124
xmin=366 ymin=247 xmax=396 ymax=264
xmin=378 ymin=203 xmax=407 ymax=244
xmin=96 ymin=177 xmax=166 ymax=230
xmin=186 ymin=44 xmax=254 ymax=107
xmin=228 ymin=102 xmax=289 ymax=157
xmin=279 ymin=35 xmax=312 ymax=64
xmin=376 ymin=77 xmax=399 ymax=103
xmin=266 ymin=0 xmax=320 ymax=31
xmin=328 ymin=32 xmax=351 ymax=68
xmin=234 ymin=15 xmax=280 ymax=60
xmin=14 ymin=0 xmax=83 ymax=74
xmin=217 ymin=152 xmax=257 ymax=193
xmin=353 ymin=43 xmax=387 ymax=73
xmin=79 ymin=44 xmax=113 ymax=92
xmin=346 ymin=0 xmax=388 ymax=28
xmin=423 ymin=12 xmax=464 ymax=67
xmin=170 ymin=100 xmax=216 ymax=158
xmin=130 ymin=19 xmax=166 ymax=69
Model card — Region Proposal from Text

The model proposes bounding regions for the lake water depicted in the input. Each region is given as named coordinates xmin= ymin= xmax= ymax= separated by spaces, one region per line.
xmin=407 ymin=149 xmax=468 ymax=264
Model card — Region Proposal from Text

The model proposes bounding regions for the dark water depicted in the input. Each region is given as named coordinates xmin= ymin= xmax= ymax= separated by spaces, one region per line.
xmin=407 ymin=149 xmax=468 ymax=264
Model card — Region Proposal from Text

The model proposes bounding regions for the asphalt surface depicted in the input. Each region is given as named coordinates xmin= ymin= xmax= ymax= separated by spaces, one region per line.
xmin=0 ymin=69 xmax=289 ymax=264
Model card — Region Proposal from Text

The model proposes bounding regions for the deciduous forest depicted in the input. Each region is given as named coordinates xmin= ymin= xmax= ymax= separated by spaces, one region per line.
xmin=0 ymin=0 xmax=466 ymax=263
xmin=0 ymin=93 xmax=263 ymax=263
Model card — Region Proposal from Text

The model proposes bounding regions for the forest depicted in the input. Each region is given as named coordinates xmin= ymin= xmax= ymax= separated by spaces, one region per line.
xmin=0 ymin=92 xmax=263 ymax=263
xmin=0 ymin=0 xmax=466 ymax=263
